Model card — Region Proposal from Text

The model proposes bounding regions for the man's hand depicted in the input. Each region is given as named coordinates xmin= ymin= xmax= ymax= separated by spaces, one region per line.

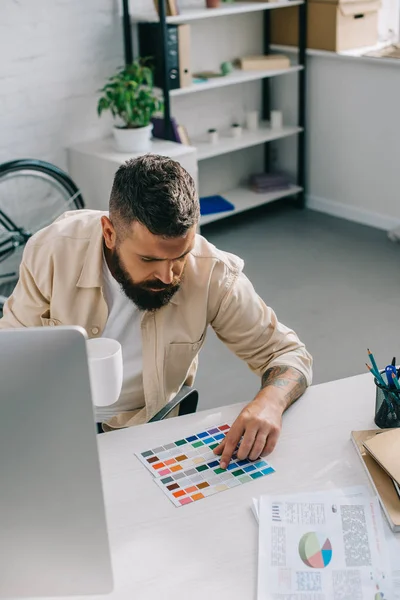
xmin=214 ymin=365 xmax=307 ymax=468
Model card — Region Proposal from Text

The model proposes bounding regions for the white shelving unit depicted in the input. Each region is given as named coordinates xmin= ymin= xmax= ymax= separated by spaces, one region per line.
xmin=200 ymin=185 xmax=302 ymax=225
xmin=194 ymin=124 xmax=302 ymax=161
xmin=123 ymin=1 xmax=307 ymax=226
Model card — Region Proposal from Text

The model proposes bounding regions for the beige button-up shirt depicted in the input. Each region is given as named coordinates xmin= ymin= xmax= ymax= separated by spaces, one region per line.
xmin=0 ymin=210 xmax=312 ymax=429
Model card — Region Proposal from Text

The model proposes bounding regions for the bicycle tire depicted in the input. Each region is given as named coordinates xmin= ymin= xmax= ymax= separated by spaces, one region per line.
xmin=0 ymin=159 xmax=84 ymax=209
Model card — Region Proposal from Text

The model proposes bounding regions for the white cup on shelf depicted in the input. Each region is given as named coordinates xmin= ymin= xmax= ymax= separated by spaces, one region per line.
xmin=86 ymin=338 xmax=123 ymax=407
xmin=245 ymin=111 xmax=259 ymax=131
xmin=270 ymin=110 xmax=283 ymax=130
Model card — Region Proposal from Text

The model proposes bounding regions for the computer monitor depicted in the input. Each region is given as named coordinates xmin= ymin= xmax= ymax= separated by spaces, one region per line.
xmin=0 ymin=326 xmax=113 ymax=597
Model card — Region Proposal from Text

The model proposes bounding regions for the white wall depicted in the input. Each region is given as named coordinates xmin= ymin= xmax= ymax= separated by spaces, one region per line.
xmin=273 ymin=53 xmax=400 ymax=230
xmin=0 ymin=0 xmax=123 ymax=169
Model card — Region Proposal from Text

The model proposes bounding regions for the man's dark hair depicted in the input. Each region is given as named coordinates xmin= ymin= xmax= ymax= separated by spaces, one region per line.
xmin=109 ymin=154 xmax=199 ymax=237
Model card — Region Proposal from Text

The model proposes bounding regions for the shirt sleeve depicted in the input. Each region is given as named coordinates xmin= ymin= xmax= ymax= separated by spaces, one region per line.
xmin=0 ymin=241 xmax=51 ymax=329
xmin=210 ymin=270 xmax=313 ymax=385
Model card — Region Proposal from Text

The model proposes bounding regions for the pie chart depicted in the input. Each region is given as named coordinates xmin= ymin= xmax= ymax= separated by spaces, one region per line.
xmin=298 ymin=532 xmax=332 ymax=568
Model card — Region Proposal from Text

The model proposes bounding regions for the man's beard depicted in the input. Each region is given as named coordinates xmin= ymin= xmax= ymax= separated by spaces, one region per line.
xmin=107 ymin=248 xmax=182 ymax=311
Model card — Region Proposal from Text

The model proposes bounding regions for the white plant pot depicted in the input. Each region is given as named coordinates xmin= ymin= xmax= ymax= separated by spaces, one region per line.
xmin=113 ymin=124 xmax=153 ymax=153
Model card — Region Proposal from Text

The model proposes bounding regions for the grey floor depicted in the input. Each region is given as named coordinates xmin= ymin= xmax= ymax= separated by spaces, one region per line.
xmin=195 ymin=203 xmax=400 ymax=411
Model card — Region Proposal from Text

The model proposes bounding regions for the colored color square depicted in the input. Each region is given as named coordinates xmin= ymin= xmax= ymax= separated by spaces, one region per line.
xmin=193 ymin=457 xmax=204 ymax=465
xmin=227 ymin=463 xmax=238 ymax=471
xmin=158 ymin=468 xmax=171 ymax=476
xmin=196 ymin=464 xmax=209 ymax=472
xmin=147 ymin=456 xmax=159 ymax=464
xmin=232 ymin=469 xmax=245 ymax=477
xmin=262 ymin=467 xmax=275 ymax=475
xmin=201 ymin=487 xmax=216 ymax=498
xmin=190 ymin=477 xmax=203 ymax=486
xmin=214 ymin=433 xmax=225 ymax=440
xmin=167 ymin=483 xmax=179 ymax=491
xmin=238 ymin=475 xmax=252 ymax=483
xmin=164 ymin=459 xmax=176 ymax=466
xmin=243 ymin=465 xmax=256 ymax=473
xmin=197 ymin=432 xmax=209 ymax=438
xmin=152 ymin=462 xmax=165 ymax=470
xmin=141 ymin=450 xmax=153 ymax=458
xmin=192 ymin=441 xmax=204 ymax=448
xmin=185 ymin=486 xmax=197 ymax=493
xmin=173 ymin=490 xmax=186 ymax=498
xmin=202 ymin=437 xmax=214 ymax=444
xmin=170 ymin=465 xmax=183 ymax=472
xmin=208 ymin=460 xmax=219 ymax=468
xmin=175 ymin=439 xmax=187 ymax=446
xmin=197 ymin=481 xmax=210 ymax=490
xmin=153 ymin=446 xmax=164 ymax=453
xmin=219 ymin=424 xmax=230 ymax=431
xmin=215 ymin=484 xmax=228 ymax=492
xmin=236 ymin=459 xmax=250 ymax=467
xmin=209 ymin=443 xmax=219 ymax=450
xmin=161 ymin=476 xmax=174 ymax=484
xmin=255 ymin=460 xmax=267 ymax=469
xmin=164 ymin=443 xmax=175 ymax=450
xmin=208 ymin=428 xmax=219 ymax=434
xmin=214 ymin=467 xmax=226 ymax=474
xmin=226 ymin=478 xmax=241 ymax=488
xmin=250 ymin=471 xmax=263 ymax=480
xmin=191 ymin=493 xmax=205 ymax=501
xmin=179 ymin=497 xmax=193 ymax=505
xmin=175 ymin=454 xmax=188 ymax=461
xmin=186 ymin=435 xmax=197 ymax=442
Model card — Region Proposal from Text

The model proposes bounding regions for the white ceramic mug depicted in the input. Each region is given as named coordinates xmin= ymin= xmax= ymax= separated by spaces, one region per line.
xmin=246 ymin=111 xmax=259 ymax=131
xmin=270 ymin=110 xmax=283 ymax=130
xmin=86 ymin=338 xmax=123 ymax=407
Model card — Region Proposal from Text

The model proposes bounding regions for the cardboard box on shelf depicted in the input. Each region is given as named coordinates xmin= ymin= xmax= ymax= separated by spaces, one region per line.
xmin=271 ymin=0 xmax=380 ymax=52
xmin=238 ymin=54 xmax=291 ymax=70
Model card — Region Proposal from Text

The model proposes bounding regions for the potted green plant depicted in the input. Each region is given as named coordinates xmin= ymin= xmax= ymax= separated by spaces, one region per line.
xmin=97 ymin=60 xmax=163 ymax=153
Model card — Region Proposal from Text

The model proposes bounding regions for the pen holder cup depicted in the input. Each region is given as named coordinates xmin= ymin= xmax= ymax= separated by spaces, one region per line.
xmin=374 ymin=377 xmax=400 ymax=428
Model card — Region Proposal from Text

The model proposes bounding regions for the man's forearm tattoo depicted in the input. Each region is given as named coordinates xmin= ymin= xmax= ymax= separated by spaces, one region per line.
xmin=261 ymin=365 xmax=307 ymax=408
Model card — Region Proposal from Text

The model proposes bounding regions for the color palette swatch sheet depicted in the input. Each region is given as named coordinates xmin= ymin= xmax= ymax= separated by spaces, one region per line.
xmin=136 ymin=423 xmax=275 ymax=507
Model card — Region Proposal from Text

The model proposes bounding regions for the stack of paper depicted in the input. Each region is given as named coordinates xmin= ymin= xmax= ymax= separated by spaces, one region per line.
xmin=252 ymin=487 xmax=395 ymax=599
xmin=352 ymin=429 xmax=400 ymax=531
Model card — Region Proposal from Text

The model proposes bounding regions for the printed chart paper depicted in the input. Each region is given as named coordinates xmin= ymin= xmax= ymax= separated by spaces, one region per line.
xmin=136 ymin=423 xmax=275 ymax=507
xmin=257 ymin=490 xmax=391 ymax=599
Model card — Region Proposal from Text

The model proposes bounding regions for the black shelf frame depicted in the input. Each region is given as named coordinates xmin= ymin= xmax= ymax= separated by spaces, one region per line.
xmin=121 ymin=0 xmax=308 ymax=209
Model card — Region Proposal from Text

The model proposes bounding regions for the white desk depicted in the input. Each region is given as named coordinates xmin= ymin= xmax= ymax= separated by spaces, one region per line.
xmin=76 ymin=374 xmax=399 ymax=599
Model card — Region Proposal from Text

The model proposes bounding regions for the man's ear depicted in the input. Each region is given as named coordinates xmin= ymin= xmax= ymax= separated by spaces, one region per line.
xmin=101 ymin=216 xmax=117 ymax=250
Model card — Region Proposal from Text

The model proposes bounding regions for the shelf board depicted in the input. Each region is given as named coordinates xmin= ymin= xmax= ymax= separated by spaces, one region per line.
xmin=133 ymin=1 xmax=304 ymax=23
xmin=169 ymin=65 xmax=302 ymax=97
xmin=200 ymin=185 xmax=302 ymax=226
xmin=194 ymin=124 xmax=301 ymax=161
xmin=166 ymin=1 xmax=304 ymax=23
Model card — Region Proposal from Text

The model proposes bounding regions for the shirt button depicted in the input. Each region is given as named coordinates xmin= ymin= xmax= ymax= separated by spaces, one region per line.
xmin=91 ymin=327 xmax=100 ymax=335
xmin=48 ymin=320 xmax=55 ymax=327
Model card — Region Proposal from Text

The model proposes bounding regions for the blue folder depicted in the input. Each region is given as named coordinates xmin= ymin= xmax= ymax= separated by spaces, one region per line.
xmin=199 ymin=195 xmax=235 ymax=216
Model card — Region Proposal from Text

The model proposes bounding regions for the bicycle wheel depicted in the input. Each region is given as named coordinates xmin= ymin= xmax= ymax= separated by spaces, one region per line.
xmin=0 ymin=159 xmax=84 ymax=299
